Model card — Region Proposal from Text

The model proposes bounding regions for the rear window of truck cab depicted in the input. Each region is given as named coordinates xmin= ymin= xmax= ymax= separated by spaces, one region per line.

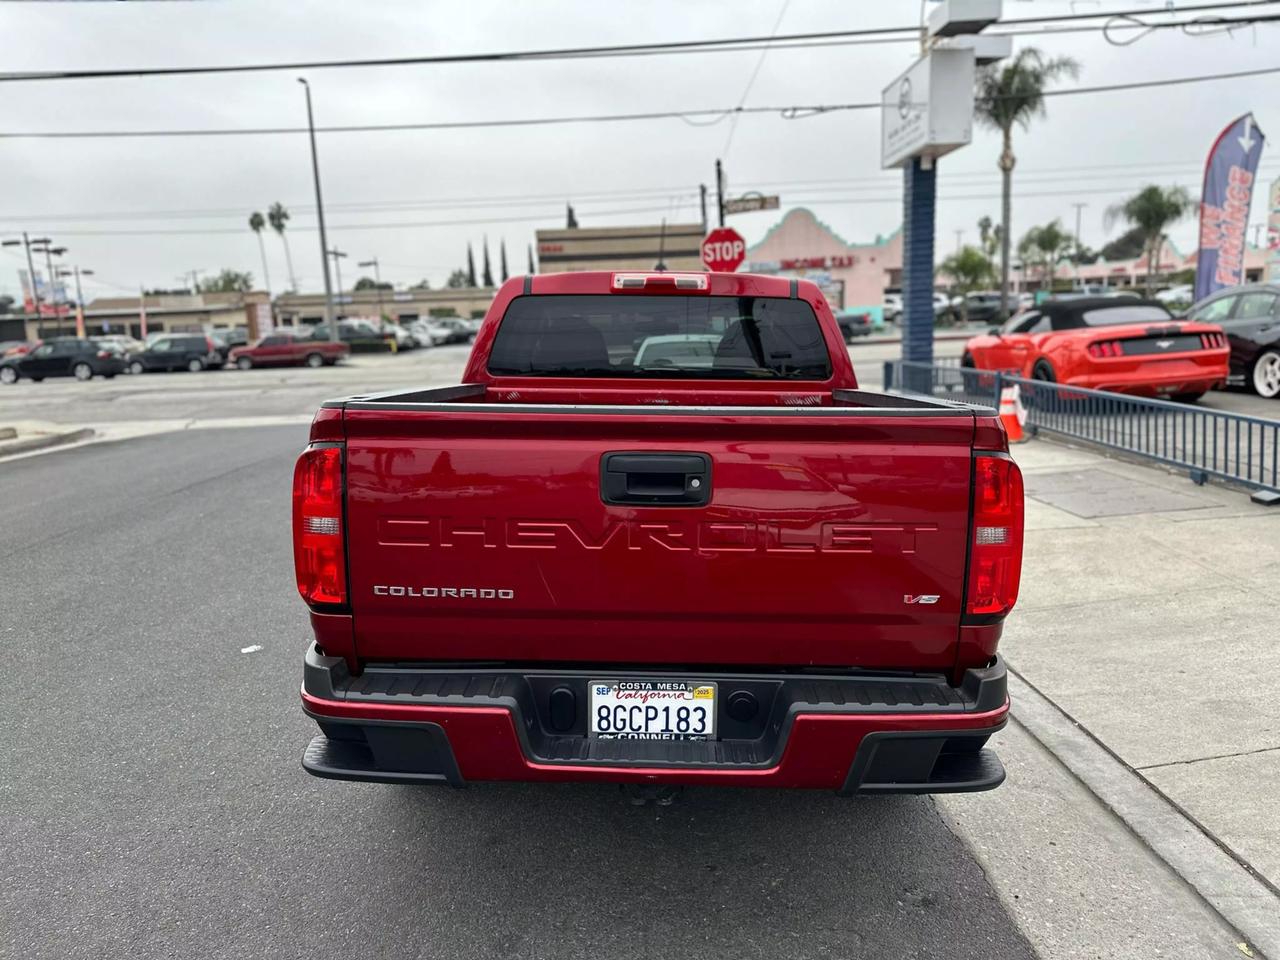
xmin=487 ymin=294 xmax=832 ymax=380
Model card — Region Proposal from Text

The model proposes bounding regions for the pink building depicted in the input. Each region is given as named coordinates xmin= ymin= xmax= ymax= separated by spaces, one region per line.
xmin=746 ymin=209 xmax=902 ymax=316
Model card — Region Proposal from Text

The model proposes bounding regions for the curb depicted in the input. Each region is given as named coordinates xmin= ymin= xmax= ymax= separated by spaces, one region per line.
xmin=0 ymin=427 xmax=95 ymax=459
xmin=1007 ymin=665 xmax=1280 ymax=959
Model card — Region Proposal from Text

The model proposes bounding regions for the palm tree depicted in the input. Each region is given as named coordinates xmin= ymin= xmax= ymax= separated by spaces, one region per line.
xmin=267 ymin=202 xmax=297 ymax=291
xmin=975 ymin=48 xmax=1080 ymax=318
xmin=248 ymin=211 xmax=271 ymax=293
xmin=1018 ymin=219 xmax=1073 ymax=290
xmin=1105 ymin=185 xmax=1193 ymax=295
xmin=940 ymin=245 xmax=995 ymax=323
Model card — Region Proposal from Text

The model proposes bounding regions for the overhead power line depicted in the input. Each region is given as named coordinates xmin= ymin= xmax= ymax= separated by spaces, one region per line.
xmin=0 ymin=1 xmax=1272 ymax=82
xmin=4 ymin=61 xmax=1280 ymax=141
xmin=7 ymin=160 xmax=1280 ymax=225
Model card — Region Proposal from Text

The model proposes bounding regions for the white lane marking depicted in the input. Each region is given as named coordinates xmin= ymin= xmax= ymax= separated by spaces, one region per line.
xmin=240 ymin=644 xmax=263 ymax=654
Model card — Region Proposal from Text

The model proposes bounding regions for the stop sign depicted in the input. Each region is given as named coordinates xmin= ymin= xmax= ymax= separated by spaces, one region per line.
xmin=701 ymin=227 xmax=747 ymax=272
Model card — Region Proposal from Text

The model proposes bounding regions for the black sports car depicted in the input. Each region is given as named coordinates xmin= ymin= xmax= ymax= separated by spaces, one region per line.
xmin=1186 ymin=283 xmax=1280 ymax=398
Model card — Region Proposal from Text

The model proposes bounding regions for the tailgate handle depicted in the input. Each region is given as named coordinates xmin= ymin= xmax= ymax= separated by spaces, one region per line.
xmin=601 ymin=452 xmax=711 ymax=506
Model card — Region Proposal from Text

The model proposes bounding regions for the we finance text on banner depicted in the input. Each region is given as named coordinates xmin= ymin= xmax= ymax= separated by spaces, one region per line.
xmin=1195 ymin=113 xmax=1265 ymax=302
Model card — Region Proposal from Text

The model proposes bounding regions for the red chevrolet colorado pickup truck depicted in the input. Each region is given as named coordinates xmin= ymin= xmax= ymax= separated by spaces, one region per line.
xmin=295 ymin=270 xmax=1023 ymax=795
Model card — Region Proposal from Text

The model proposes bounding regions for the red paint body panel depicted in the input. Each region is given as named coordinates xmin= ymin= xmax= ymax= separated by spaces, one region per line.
xmin=302 ymin=690 xmax=1009 ymax=789
xmin=964 ymin=320 xmax=1229 ymax=396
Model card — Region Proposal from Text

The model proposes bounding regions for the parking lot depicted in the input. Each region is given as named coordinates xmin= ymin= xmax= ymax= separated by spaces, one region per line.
xmin=3 ymin=338 xmax=1278 ymax=959
xmin=4 ymin=337 xmax=1278 ymax=431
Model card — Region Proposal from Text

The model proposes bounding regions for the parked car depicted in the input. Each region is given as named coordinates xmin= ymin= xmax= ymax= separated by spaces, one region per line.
xmin=0 ymin=339 xmax=37 ymax=357
xmin=956 ymin=291 xmax=1008 ymax=324
xmin=294 ymin=270 xmax=1023 ymax=796
xmin=127 ymin=333 xmax=224 ymax=374
xmin=310 ymin=319 xmax=392 ymax=349
xmin=229 ymin=332 xmax=350 ymax=369
xmin=961 ymin=297 xmax=1229 ymax=402
xmin=883 ymin=292 xmax=902 ymax=323
xmin=834 ymin=309 xmax=873 ymax=341
xmin=1186 ymin=282 xmax=1280 ymax=398
xmin=429 ymin=317 xmax=475 ymax=345
xmin=0 ymin=337 xmax=128 ymax=384
xmin=1155 ymin=284 xmax=1195 ymax=307
xmin=208 ymin=328 xmax=249 ymax=364
xmin=407 ymin=319 xmax=451 ymax=347
xmin=95 ymin=334 xmax=146 ymax=356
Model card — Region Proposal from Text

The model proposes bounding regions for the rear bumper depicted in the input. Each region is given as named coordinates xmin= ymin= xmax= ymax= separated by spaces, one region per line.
xmin=300 ymin=645 xmax=1009 ymax=794
xmin=1068 ymin=358 xmax=1228 ymax=395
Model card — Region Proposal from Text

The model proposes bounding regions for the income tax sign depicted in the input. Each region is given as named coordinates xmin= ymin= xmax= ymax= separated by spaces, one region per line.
xmin=701 ymin=227 xmax=746 ymax=272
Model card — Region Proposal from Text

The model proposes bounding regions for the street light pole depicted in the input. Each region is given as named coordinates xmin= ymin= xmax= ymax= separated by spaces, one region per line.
xmin=58 ymin=265 xmax=93 ymax=338
xmin=299 ymin=77 xmax=337 ymax=343
xmin=358 ymin=256 xmax=384 ymax=320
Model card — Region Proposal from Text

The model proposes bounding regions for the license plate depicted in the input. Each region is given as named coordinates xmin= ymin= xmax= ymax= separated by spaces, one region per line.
xmin=589 ymin=680 xmax=716 ymax=740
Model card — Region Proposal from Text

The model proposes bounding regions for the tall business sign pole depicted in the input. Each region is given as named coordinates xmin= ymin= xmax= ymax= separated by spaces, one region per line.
xmin=1195 ymin=113 xmax=1266 ymax=301
xmin=881 ymin=1 xmax=1007 ymax=393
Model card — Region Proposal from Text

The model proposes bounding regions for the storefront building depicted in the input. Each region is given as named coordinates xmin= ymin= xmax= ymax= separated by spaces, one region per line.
xmin=744 ymin=208 xmax=902 ymax=319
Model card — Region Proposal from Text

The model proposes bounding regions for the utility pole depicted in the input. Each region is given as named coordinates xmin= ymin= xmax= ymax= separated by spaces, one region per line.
xmin=1071 ymin=202 xmax=1087 ymax=287
xmin=358 ymin=256 xmax=384 ymax=320
xmin=1 ymin=232 xmax=45 ymax=317
xmin=31 ymin=240 xmax=67 ymax=331
xmin=299 ymin=77 xmax=337 ymax=343
xmin=715 ymin=159 xmax=725 ymax=227
xmin=699 ymin=184 xmax=708 ymax=233
xmin=328 ymin=248 xmax=348 ymax=320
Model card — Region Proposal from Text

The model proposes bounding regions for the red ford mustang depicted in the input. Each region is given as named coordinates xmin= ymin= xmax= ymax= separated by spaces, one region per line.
xmin=962 ymin=297 xmax=1229 ymax=402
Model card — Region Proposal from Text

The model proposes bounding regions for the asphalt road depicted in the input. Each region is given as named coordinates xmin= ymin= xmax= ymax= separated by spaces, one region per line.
xmin=0 ymin=426 xmax=1038 ymax=960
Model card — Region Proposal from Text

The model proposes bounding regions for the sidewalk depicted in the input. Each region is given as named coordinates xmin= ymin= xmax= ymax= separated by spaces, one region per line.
xmin=994 ymin=436 xmax=1280 ymax=931
xmin=0 ymin=421 xmax=94 ymax=458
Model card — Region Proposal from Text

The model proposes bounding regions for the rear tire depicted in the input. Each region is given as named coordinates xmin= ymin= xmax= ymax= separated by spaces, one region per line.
xmin=305 ymin=352 xmax=324 ymax=368
xmin=73 ymin=362 xmax=93 ymax=382
xmin=961 ymin=352 xmax=975 ymax=368
xmin=1251 ymin=349 xmax=1280 ymax=398
xmin=1032 ymin=360 xmax=1056 ymax=382
xmin=236 ymin=356 xmax=253 ymax=370
xmin=0 ymin=367 xmax=17 ymax=385
xmin=187 ymin=358 xmax=204 ymax=373
xmin=129 ymin=360 xmax=144 ymax=375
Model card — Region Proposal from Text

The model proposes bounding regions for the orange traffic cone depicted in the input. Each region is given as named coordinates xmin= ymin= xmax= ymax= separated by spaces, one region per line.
xmin=999 ymin=385 xmax=1027 ymax=443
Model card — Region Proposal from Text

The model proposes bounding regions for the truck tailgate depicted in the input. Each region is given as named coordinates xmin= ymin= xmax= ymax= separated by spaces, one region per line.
xmin=343 ymin=407 xmax=975 ymax=670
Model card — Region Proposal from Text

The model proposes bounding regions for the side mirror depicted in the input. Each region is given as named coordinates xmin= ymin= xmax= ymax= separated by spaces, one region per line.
xmin=988 ymin=326 xmax=1001 ymax=336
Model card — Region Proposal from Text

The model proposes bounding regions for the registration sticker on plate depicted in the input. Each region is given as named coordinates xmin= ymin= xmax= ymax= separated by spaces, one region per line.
xmin=589 ymin=680 xmax=716 ymax=741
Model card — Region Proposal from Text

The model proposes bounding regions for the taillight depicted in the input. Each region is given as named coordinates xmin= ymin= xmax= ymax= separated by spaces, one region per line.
xmin=292 ymin=444 xmax=346 ymax=606
xmin=1200 ymin=332 xmax=1226 ymax=349
xmin=966 ymin=455 xmax=1024 ymax=620
xmin=1088 ymin=340 xmax=1119 ymax=358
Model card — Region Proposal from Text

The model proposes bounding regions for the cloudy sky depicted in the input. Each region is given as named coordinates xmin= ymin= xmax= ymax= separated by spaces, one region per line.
xmin=1 ymin=0 xmax=1277 ymax=303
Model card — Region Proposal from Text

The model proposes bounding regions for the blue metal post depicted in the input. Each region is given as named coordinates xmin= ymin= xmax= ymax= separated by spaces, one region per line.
xmin=901 ymin=157 xmax=936 ymax=393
